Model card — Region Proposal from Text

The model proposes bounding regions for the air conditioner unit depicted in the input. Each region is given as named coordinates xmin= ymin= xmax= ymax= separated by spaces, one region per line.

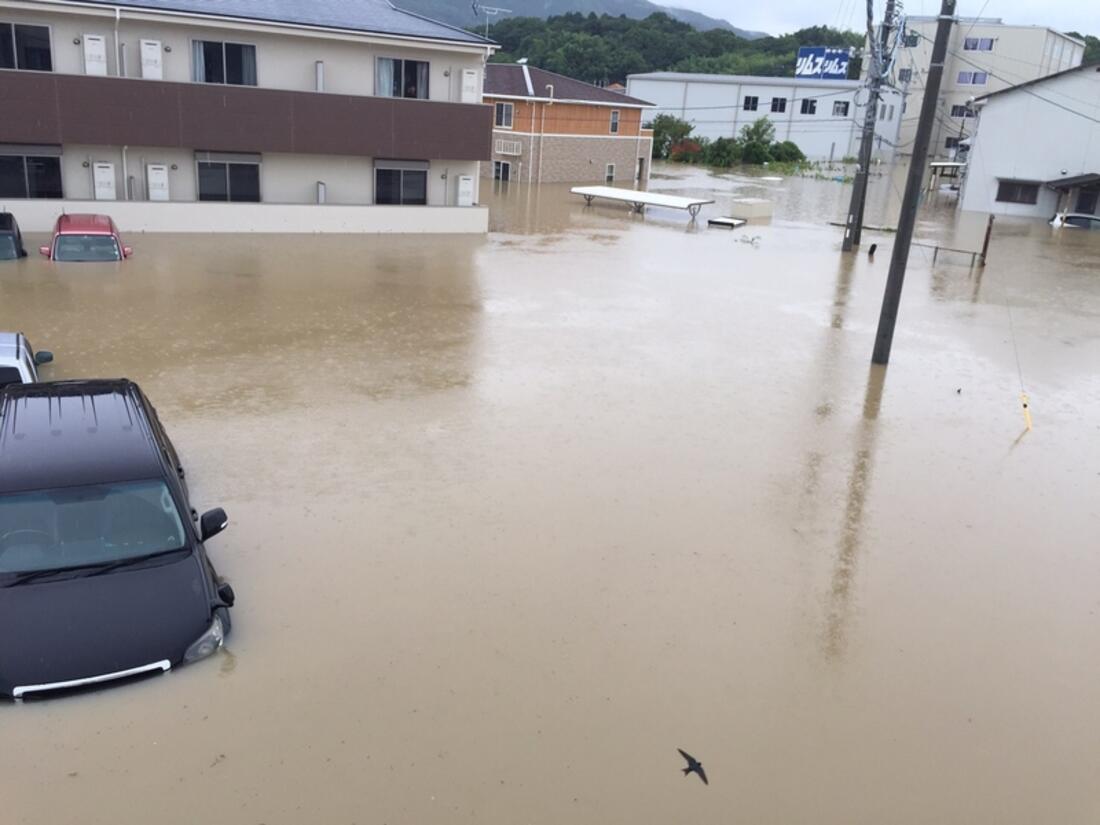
xmin=495 ymin=139 xmax=522 ymax=156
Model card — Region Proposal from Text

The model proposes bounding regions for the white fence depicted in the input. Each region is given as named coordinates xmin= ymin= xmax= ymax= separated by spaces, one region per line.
xmin=5 ymin=200 xmax=489 ymax=234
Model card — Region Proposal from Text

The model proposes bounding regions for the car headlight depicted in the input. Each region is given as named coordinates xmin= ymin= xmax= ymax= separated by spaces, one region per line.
xmin=183 ymin=614 xmax=225 ymax=663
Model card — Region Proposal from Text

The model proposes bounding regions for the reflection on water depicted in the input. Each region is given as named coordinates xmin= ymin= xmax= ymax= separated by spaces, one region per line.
xmin=1 ymin=164 xmax=1099 ymax=825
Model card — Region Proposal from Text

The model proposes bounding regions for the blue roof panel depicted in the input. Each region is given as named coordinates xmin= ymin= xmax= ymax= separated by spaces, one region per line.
xmin=74 ymin=0 xmax=490 ymax=45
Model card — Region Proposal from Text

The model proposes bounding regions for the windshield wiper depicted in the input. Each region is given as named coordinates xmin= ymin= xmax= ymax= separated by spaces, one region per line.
xmin=2 ymin=550 xmax=184 ymax=587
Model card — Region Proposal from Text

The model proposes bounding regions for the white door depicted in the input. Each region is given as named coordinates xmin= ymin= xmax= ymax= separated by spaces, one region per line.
xmin=140 ymin=39 xmax=163 ymax=80
xmin=146 ymin=164 xmax=170 ymax=201
xmin=93 ymin=162 xmax=117 ymax=200
xmin=456 ymin=175 xmax=474 ymax=206
xmin=460 ymin=69 xmax=479 ymax=103
xmin=83 ymin=34 xmax=109 ymax=76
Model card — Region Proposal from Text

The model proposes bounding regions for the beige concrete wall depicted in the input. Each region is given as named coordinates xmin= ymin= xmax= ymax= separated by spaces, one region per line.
xmin=483 ymin=133 xmax=652 ymax=185
xmin=11 ymin=199 xmax=489 ymax=233
xmin=54 ymin=147 xmax=479 ymax=206
xmin=1 ymin=3 xmax=485 ymax=101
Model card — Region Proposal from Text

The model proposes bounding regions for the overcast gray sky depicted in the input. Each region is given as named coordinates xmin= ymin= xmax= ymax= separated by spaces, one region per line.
xmin=661 ymin=0 xmax=1100 ymax=37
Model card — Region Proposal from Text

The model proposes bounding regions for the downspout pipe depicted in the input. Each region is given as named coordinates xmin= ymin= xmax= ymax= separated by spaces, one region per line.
xmin=113 ymin=6 xmax=121 ymax=76
xmin=538 ymin=84 xmax=553 ymax=185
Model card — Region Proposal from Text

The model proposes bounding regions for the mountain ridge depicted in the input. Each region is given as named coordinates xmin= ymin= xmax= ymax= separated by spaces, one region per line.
xmin=393 ymin=0 xmax=769 ymax=39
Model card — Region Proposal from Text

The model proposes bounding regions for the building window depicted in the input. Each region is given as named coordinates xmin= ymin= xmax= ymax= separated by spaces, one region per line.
xmin=888 ymin=104 xmax=895 ymax=120
xmin=376 ymin=57 xmax=429 ymax=99
xmin=375 ymin=161 xmax=428 ymax=205
xmin=904 ymin=32 xmax=920 ymax=47
xmin=950 ymin=104 xmax=975 ymax=117
xmin=743 ymin=96 xmax=758 ymax=111
xmin=898 ymin=68 xmax=912 ymax=83
xmin=494 ymin=102 xmax=513 ymax=128
xmin=0 ymin=22 xmax=52 ymax=71
xmin=196 ymin=156 xmax=261 ymax=202
xmin=192 ymin=41 xmax=256 ymax=85
xmin=945 ymin=137 xmax=961 ymax=150
xmin=605 ymin=163 xmax=615 ymax=183
xmin=833 ymin=100 xmax=850 ymax=117
xmin=800 ymin=98 xmax=817 ymax=115
xmin=879 ymin=103 xmax=887 ymax=120
xmin=493 ymin=160 xmax=510 ymax=182
xmin=0 ymin=150 xmax=63 ymax=198
xmin=770 ymin=97 xmax=786 ymax=113
xmin=610 ymin=109 xmax=620 ymax=134
xmin=964 ymin=37 xmax=994 ymax=51
xmin=996 ymin=180 xmax=1039 ymax=204
xmin=957 ymin=71 xmax=988 ymax=85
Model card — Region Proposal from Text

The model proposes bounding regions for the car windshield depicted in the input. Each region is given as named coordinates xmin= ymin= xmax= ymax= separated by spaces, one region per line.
xmin=0 ymin=235 xmax=18 ymax=260
xmin=0 ymin=480 xmax=187 ymax=575
xmin=54 ymin=234 xmax=121 ymax=262
xmin=0 ymin=366 xmax=23 ymax=387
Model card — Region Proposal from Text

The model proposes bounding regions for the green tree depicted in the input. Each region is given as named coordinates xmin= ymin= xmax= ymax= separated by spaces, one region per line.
xmin=739 ymin=117 xmax=776 ymax=164
xmin=647 ymin=114 xmax=694 ymax=159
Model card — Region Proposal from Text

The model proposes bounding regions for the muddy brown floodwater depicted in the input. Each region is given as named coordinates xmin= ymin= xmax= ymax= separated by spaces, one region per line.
xmin=2 ymin=163 xmax=1099 ymax=824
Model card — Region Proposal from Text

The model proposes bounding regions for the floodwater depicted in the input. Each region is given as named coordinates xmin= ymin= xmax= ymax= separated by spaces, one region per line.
xmin=2 ymin=163 xmax=1099 ymax=824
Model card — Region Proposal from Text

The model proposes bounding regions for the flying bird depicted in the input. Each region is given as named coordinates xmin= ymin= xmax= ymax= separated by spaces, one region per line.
xmin=677 ymin=748 xmax=708 ymax=785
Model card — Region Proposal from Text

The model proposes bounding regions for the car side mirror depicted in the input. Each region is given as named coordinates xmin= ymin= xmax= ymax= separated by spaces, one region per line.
xmin=39 ymin=245 xmax=50 ymax=258
xmin=123 ymin=245 xmax=133 ymax=258
xmin=34 ymin=350 xmax=53 ymax=366
xmin=200 ymin=507 xmax=228 ymax=541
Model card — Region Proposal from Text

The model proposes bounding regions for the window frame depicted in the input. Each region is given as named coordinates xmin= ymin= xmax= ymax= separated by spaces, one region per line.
xmin=832 ymin=100 xmax=850 ymax=117
xmin=492 ymin=160 xmax=510 ymax=181
xmin=743 ymin=95 xmax=759 ymax=112
xmin=494 ymin=101 xmax=514 ymax=129
xmin=904 ymin=32 xmax=920 ymax=47
xmin=770 ymin=97 xmax=786 ymax=113
xmin=610 ymin=109 xmax=621 ymax=134
xmin=995 ymin=180 xmax=1039 ymax=205
xmin=0 ymin=21 xmax=54 ymax=72
xmin=195 ymin=157 xmax=262 ymax=203
xmin=964 ymin=37 xmax=994 ymax=51
xmin=898 ymin=68 xmax=912 ymax=83
xmin=191 ymin=38 xmax=257 ymax=86
xmin=375 ymin=57 xmax=430 ymax=100
xmin=950 ymin=104 xmax=975 ymax=118
xmin=605 ymin=163 xmax=615 ymax=183
xmin=800 ymin=98 xmax=817 ymax=115
xmin=374 ymin=160 xmax=429 ymax=206
xmin=0 ymin=148 xmax=63 ymax=199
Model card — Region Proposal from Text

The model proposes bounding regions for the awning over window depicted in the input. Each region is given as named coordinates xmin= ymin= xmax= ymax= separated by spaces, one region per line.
xmin=1046 ymin=173 xmax=1100 ymax=190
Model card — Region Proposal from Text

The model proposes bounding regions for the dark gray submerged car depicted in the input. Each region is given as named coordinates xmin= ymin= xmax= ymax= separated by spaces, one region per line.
xmin=0 ymin=380 xmax=234 ymax=700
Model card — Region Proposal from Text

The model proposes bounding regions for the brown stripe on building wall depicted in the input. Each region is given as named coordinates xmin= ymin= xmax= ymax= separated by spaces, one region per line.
xmin=488 ymin=99 xmax=647 ymax=137
xmin=0 ymin=71 xmax=492 ymax=161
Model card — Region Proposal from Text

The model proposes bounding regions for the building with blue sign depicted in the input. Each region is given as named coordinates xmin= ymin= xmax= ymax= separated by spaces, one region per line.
xmin=625 ymin=73 xmax=902 ymax=162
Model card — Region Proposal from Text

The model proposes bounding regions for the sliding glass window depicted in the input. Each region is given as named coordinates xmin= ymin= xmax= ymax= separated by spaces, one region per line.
xmin=196 ymin=154 xmax=261 ymax=202
xmin=375 ymin=58 xmax=429 ymax=99
xmin=0 ymin=22 xmax=52 ymax=71
xmin=374 ymin=161 xmax=428 ymax=205
xmin=192 ymin=40 xmax=256 ymax=85
xmin=0 ymin=148 xmax=62 ymax=198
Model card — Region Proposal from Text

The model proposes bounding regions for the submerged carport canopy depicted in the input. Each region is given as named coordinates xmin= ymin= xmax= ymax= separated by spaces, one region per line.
xmin=1046 ymin=172 xmax=1100 ymax=190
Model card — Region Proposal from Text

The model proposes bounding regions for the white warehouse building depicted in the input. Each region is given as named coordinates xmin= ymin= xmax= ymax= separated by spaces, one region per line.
xmin=625 ymin=72 xmax=903 ymax=162
xmin=961 ymin=63 xmax=1100 ymax=220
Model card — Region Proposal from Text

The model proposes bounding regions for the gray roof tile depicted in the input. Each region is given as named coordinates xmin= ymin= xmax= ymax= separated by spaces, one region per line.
xmin=74 ymin=0 xmax=491 ymax=45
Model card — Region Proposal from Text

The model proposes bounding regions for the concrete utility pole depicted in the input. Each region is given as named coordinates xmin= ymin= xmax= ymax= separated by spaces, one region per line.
xmin=842 ymin=0 xmax=896 ymax=252
xmin=871 ymin=0 xmax=956 ymax=365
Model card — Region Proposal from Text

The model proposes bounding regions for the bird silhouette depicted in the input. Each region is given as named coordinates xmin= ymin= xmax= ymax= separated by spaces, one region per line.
xmin=868 ymin=243 xmax=878 ymax=258
xmin=677 ymin=748 xmax=708 ymax=785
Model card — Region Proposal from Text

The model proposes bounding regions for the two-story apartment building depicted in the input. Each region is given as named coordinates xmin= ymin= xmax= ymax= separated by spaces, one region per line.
xmin=883 ymin=17 xmax=1084 ymax=159
xmin=483 ymin=64 xmax=654 ymax=186
xmin=0 ymin=0 xmax=496 ymax=232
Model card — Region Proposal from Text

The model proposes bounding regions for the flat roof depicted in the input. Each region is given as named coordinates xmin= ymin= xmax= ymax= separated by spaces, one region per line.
xmin=70 ymin=0 xmax=492 ymax=46
xmin=0 ymin=380 xmax=163 ymax=494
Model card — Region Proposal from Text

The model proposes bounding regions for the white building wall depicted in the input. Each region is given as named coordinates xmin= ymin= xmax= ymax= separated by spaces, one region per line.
xmin=886 ymin=19 xmax=1084 ymax=158
xmin=961 ymin=67 xmax=1100 ymax=218
xmin=626 ymin=74 xmax=901 ymax=162
xmin=1 ymin=5 xmax=484 ymax=101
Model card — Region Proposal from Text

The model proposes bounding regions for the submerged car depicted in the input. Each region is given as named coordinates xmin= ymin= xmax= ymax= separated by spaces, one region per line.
xmin=0 ymin=380 xmax=233 ymax=700
xmin=0 ymin=213 xmax=27 ymax=260
xmin=39 ymin=214 xmax=133 ymax=262
xmin=0 ymin=333 xmax=53 ymax=388
xmin=1050 ymin=212 xmax=1100 ymax=229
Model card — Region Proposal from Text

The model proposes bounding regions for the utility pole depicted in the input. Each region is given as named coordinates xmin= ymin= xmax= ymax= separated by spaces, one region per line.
xmin=871 ymin=0 xmax=956 ymax=364
xmin=842 ymin=0 xmax=896 ymax=252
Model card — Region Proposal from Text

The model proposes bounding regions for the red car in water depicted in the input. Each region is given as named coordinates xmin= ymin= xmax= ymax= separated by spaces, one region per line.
xmin=39 ymin=214 xmax=133 ymax=262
